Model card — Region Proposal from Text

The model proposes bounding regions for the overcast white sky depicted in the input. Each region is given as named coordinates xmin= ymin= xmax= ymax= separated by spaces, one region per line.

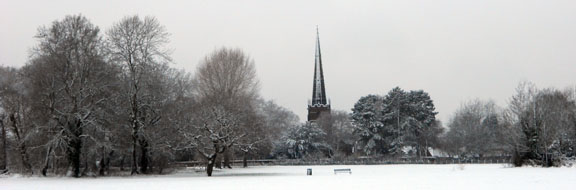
xmin=2 ymin=0 xmax=576 ymax=123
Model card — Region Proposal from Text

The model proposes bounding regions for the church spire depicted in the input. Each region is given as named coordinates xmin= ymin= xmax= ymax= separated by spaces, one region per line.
xmin=308 ymin=26 xmax=330 ymax=121
xmin=312 ymin=26 xmax=327 ymax=106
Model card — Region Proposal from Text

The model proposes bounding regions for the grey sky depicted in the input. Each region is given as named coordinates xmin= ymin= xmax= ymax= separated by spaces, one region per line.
xmin=2 ymin=0 xmax=576 ymax=123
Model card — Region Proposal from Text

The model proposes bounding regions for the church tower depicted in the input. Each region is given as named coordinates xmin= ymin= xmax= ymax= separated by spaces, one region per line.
xmin=307 ymin=27 xmax=331 ymax=121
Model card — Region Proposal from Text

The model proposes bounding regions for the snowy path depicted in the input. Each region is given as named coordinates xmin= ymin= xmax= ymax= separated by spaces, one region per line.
xmin=1 ymin=164 xmax=575 ymax=190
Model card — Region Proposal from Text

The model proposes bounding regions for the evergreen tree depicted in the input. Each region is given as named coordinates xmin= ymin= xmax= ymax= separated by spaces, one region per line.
xmin=382 ymin=87 xmax=408 ymax=155
xmin=351 ymin=88 xmax=439 ymax=157
xmin=404 ymin=90 xmax=439 ymax=156
xmin=351 ymin=95 xmax=392 ymax=155
xmin=281 ymin=123 xmax=331 ymax=159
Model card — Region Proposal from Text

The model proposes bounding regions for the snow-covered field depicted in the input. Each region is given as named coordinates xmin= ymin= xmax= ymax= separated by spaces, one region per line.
xmin=2 ymin=164 xmax=575 ymax=190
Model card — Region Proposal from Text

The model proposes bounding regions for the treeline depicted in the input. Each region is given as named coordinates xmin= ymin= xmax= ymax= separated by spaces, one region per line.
xmin=442 ymin=82 xmax=576 ymax=167
xmin=347 ymin=83 xmax=576 ymax=167
xmin=0 ymin=15 xmax=303 ymax=177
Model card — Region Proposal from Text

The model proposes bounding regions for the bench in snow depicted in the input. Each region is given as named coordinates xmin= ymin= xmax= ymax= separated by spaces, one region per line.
xmin=334 ymin=168 xmax=352 ymax=174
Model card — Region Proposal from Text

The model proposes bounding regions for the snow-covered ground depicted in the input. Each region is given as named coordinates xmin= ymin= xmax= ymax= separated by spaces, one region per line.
xmin=2 ymin=164 xmax=575 ymax=190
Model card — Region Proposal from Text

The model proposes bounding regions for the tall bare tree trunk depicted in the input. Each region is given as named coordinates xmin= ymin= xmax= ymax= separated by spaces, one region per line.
xmin=131 ymin=96 xmax=139 ymax=175
xmin=67 ymin=120 xmax=83 ymax=177
xmin=139 ymin=139 xmax=149 ymax=174
xmin=42 ymin=146 xmax=53 ymax=176
xmin=98 ymin=149 xmax=113 ymax=176
xmin=131 ymin=133 xmax=138 ymax=175
xmin=206 ymin=154 xmax=217 ymax=177
xmin=130 ymin=83 xmax=140 ymax=175
xmin=243 ymin=151 xmax=248 ymax=168
xmin=223 ymin=149 xmax=232 ymax=169
xmin=10 ymin=114 xmax=32 ymax=174
xmin=0 ymin=118 xmax=7 ymax=173
xmin=120 ymin=155 xmax=125 ymax=171
xmin=215 ymin=154 xmax=222 ymax=169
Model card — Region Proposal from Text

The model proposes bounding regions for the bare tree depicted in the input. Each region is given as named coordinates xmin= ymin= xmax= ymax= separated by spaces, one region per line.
xmin=0 ymin=66 xmax=35 ymax=174
xmin=137 ymin=66 xmax=191 ymax=174
xmin=0 ymin=67 xmax=11 ymax=173
xmin=193 ymin=47 xmax=259 ymax=104
xmin=26 ymin=15 xmax=117 ymax=177
xmin=180 ymin=103 xmax=246 ymax=176
xmin=562 ymin=86 xmax=576 ymax=158
xmin=236 ymin=107 xmax=266 ymax=168
xmin=257 ymin=99 xmax=300 ymax=159
xmin=0 ymin=112 xmax=6 ymax=173
xmin=506 ymin=82 xmax=576 ymax=166
xmin=183 ymin=47 xmax=260 ymax=176
xmin=316 ymin=110 xmax=356 ymax=157
xmin=442 ymin=99 xmax=504 ymax=158
xmin=107 ymin=15 xmax=171 ymax=174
